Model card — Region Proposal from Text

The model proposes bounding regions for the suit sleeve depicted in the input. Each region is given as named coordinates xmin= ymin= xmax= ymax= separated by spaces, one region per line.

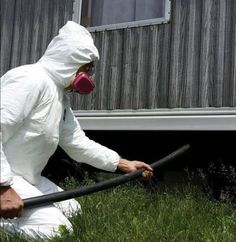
xmin=59 ymin=107 xmax=120 ymax=172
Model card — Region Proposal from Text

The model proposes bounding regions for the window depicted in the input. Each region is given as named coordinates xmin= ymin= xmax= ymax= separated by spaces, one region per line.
xmin=73 ymin=0 xmax=171 ymax=31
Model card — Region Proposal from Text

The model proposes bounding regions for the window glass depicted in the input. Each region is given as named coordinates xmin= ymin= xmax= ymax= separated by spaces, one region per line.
xmin=81 ymin=0 xmax=169 ymax=29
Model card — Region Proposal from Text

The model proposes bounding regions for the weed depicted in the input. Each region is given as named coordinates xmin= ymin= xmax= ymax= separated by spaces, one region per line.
xmin=1 ymin=177 xmax=236 ymax=242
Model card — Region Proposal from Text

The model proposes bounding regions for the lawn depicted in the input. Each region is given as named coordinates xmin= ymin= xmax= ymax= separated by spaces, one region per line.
xmin=1 ymin=179 xmax=236 ymax=242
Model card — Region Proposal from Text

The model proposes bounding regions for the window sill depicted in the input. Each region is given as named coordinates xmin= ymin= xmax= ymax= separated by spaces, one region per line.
xmin=86 ymin=17 xmax=170 ymax=32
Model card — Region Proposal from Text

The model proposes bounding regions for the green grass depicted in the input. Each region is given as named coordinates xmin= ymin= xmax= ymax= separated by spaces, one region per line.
xmin=1 ymin=182 xmax=236 ymax=242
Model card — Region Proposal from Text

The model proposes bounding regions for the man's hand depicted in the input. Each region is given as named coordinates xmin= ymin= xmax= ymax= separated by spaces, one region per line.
xmin=117 ymin=158 xmax=153 ymax=181
xmin=0 ymin=186 xmax=24 ymax=219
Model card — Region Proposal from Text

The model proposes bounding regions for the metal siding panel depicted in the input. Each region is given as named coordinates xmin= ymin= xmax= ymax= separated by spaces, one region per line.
xmin=160 ymin=24 xmax=171 ymax=108
xmin=0 ymin=0 xmax=16 ymax=76
xmin=223 ymin=0 xmax=236 ymax=107
xmin=130 ymin=28 xmax=140 ymax=109
xmin=177 ymin=1 xmax=191 ymax=108
xmin=0 ymin=0 xmax=74 ymax=76
xmin=168 ymin=0 xmax=183 ymax=108
xmin=98 ymin=31 xmax=110 ymax=109
xmin=73 ymin=0 xmax=236 ymax=110
xmin=18 ymin=0 xmax=36 ymax=65
xmin=207 ymin=0 xmax=218 ymax=107
xmin=10 ymin=0 xmax=25 ymax=68
xmin=148 ymin=24 xmax=171 ymax=108
xmin=120 ymin=28 xmax=133 ymax=109
xmin=214 ymin=0 xmax=226 ymax=107
xmin=35 ymin=0 xmax=51 ymax=62
xmin=134 ymin=27 xmax=150 ymax=109
xmin=141 ymin=26 xmax=152 ymax=109
xmin=2 ymin=0 xmax=235 ymax=110
xmin=107 ymin=30 xmax=123 ymax=109
xmin=28 ymin=0 xmax=43 ymax=64
xmin=199 ymin=0 xmax=212 ymax=107
xmin=185 ymin=0 xmax=201 ymax=108
xmin=148 ymin=26 xmax=162 ymax=108
xmin=232 ymin=1 xmax=236 ymax=106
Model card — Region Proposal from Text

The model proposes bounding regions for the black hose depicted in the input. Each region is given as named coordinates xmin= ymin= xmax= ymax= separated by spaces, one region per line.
xmin=23 ymin=144 xmax=190 ymax=208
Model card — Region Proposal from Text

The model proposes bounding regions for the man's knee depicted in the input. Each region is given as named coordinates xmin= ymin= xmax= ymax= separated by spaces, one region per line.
xmin=1 ymin=205 xmax=74 ymax=239
xmin=55 ymin=198 xmax=81 ymax=217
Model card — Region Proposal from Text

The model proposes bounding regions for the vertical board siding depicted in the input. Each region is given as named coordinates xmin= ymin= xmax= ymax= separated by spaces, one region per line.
xmin=233 ymin=2 xmax=236 ymax=106
xmin=148 ymin=26 xmax=162 ymax=108
xmin=108 ymin=30 xmax=123 ymax=109
xmin=71 ymin=0 xmax=236 ymax=110
xmin=1 ymin=0 xmax=235 ymax=110
xmin=168 ymin=0 xmax=182 ymax=108
xmin=0 ymin=0 xmax=74 ymax=76
xmin=215 ymin=0 xmax=226 ymax=107
xmin=185 ymin=0 xmax=201 ymax=108
xmin=199 ymin=0 xmax=213 ymax=107
xmin=0 ymin=0 xmax=16 ymax=76
xmin=224 ymin=0 xmax=236 ymax=107
xmin=121 ymin=28 xmax=133 ymax=108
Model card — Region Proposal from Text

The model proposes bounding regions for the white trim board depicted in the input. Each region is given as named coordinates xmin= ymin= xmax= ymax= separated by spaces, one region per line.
xmin=74 ymin=108 xmax=236 ymax=131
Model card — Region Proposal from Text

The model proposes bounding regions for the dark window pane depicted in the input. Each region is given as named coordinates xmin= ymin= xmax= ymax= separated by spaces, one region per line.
xmin=81 ymin=0 xmax=166 ymax=28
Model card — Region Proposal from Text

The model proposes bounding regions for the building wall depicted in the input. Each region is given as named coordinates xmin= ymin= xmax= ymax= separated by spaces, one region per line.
xmin=1 ymin=0 xmax=235 ymax=110
xmin=0 ymin=0 xmax=74 ymax=76
xmin=71 ymin=0 xmax=236 ymax=110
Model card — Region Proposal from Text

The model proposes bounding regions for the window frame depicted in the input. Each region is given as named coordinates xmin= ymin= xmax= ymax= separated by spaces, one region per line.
xmin=73 ymin=0 xmax=171 ymax=32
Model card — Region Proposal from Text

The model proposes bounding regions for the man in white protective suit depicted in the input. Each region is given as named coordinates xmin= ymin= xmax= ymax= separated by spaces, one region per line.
xmin=0 ymin=21 xmax=153 ymax=239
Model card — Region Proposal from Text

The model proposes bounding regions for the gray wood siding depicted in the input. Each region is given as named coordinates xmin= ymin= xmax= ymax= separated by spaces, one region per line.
xmin=71 ymin=0 xmax=236 ymax=110
xmin=0 ymin=0 xmax=74 ymax=76
xmin=1 ymin=0 xmax=235 ymax=110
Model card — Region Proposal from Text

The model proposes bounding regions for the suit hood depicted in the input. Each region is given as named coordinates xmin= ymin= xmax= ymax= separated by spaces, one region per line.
xmin=38 ymin=21 xmax=99 ymax=88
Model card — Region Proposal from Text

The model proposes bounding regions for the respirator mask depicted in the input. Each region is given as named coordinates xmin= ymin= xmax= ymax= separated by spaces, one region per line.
xmin=71 ymin=63 xmax=95 ymax=95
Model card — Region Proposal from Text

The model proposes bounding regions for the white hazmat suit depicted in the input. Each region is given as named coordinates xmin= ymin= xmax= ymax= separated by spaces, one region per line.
xmin=0 ymin=21 xmax=120 ymax=238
